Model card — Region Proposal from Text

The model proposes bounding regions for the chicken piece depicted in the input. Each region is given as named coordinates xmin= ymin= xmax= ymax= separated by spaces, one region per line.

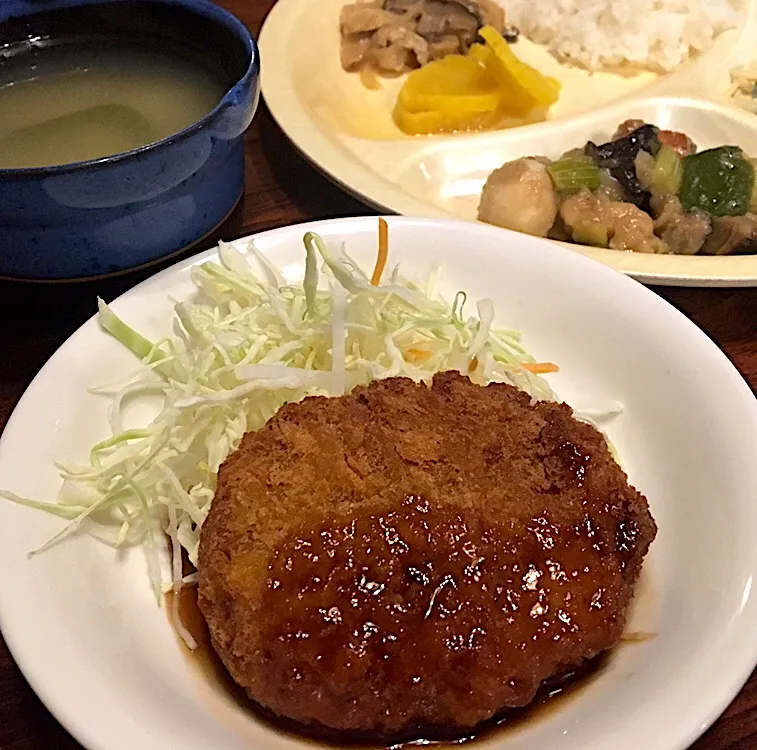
xmin=701 ymin=214 xmax=757 ymax=255
xmin=340 ymin=34 xmax=374 ymax=70
xmin=340 ymin=3 xmax=395 ymax=33
xmin=427 ymin=34 xmax=461 ymax=59
xmin=373 ymin=24 xmax=429 ymax=71
xmin=560 ymin=189 xmax=668 ymax=253
xmin=610 ymin=201 xmax=666 ymax=253
xmin=559 ymin=190 xmax=609 ymax=246
xmin=651 ymin=195 xmax=711 ymax=255
xmin=341 ymin=0 xmax=425 ymax=75
xmin=199 ymin=372 xmax=656 ymax=737
xmin=341 ymin=0 xmax=505 ymax=75
xmin=477 ymin=158 xmax=559 ymax=237
xmin=386 ymin=0 xmax=504 ymax=35
xmin=595 ymin=170 xmax=625 ymax=202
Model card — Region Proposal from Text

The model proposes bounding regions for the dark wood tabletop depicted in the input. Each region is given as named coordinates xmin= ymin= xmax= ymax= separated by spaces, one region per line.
xmin=2 ymin=1 xmax=757 ymax=748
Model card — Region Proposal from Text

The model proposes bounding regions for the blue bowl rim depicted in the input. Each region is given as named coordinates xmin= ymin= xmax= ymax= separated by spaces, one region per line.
xmin=0 ymin=0 xmax=259 ymax=178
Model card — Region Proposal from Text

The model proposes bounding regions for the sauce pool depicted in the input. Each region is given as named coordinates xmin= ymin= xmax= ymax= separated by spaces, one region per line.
xmin=165 ymin=584 xmax=619 ymax=747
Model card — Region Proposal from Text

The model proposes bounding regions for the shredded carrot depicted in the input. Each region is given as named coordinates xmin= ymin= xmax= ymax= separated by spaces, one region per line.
xmin=521 ymin=362 xmax=559 ymax=374
xmin=371 ymin=218 xmax=389 ymax=286
xmin=469 ymin=355 xmax=479 ymax=373
xmin=406 ymin=348 xmax=432 ymax=362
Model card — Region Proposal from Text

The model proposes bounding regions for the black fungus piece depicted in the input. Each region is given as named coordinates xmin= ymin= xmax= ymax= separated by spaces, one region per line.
xmin=585 ymin=124 xmax=661 ymax=211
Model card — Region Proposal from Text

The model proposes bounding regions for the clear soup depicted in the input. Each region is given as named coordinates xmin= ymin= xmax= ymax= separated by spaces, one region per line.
xmin=0 ymin=42 xmax=226 ymax=169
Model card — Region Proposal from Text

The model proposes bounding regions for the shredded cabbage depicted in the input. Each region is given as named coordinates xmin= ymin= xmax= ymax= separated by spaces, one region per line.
xmin=1 ymin=231 xmax=570 ymax=617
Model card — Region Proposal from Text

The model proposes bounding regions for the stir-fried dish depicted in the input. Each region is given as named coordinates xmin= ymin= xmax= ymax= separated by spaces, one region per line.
xmin=479 ymin=120 xmax=757 ymax=255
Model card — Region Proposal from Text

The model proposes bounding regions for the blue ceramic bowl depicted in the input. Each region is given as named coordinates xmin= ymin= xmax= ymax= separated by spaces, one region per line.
xmin=0 ymin=0 xmax=259 ymax=280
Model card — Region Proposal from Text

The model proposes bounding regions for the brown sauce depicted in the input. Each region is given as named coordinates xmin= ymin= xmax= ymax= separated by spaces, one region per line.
xmin=252 ymin=494 xmax=633 ymax=732
xmin=166 ymin=584 xmax=621 ymax=747
xmin=620 ymin=631 xmax=655 ymax=643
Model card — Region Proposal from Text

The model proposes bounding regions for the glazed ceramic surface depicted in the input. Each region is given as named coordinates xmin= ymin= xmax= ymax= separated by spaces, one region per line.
xmin=0 ymin=0 xmax=259 ymax=280
xmin=260 ymin=0 xmax=757 ymax=286
xmin=2 ymin=217 xmax=757 ymax=750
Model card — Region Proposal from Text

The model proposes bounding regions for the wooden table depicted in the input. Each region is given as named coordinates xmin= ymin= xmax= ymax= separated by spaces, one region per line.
xmin=2 ymin=1 xmax=757 ymax=748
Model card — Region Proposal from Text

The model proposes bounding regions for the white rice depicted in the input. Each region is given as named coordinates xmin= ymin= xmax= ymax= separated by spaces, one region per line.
xmin=501 ymin=0 xmax=745 ymax=73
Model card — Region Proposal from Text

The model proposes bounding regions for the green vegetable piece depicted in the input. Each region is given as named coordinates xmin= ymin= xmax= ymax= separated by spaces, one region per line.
xmin=547 ymin=156 xmax=601 ymax=194
xmin=651 ymin=144 xmax=683 ymax=196
xmin=680 ymin=146 xmax=754 ymax=217
xmin=571 ymin=221 xmax=609 ymax=248
xmin=748 ymin=159 xmax=757 ymax=213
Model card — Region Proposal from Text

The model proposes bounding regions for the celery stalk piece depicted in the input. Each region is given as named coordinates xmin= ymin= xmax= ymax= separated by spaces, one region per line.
xmin=547 ymin=156 xmax=601 ymax=194
xmin=651 ymin=145 xmax=683 ymax=196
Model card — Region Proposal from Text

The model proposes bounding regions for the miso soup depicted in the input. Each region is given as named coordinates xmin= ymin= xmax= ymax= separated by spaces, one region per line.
xmin=0 ymin=42 xmax=227 ymax=169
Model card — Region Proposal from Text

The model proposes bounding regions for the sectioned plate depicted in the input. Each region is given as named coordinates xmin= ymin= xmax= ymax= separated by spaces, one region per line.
xmin=259 ymin=0 xmax=757 ymax=286
xmin=1 ymin=216 xmax=757 ymax=750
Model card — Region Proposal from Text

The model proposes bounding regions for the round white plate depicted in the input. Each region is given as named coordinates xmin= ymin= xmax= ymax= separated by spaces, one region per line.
xmin=2 ymin=217 xmax=757 ymax=750
xmin=259 ymin=0 xmax=757 ymax=286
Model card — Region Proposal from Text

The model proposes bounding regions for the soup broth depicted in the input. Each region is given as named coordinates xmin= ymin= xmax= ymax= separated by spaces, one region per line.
xmin=0 ymin=42 xmax=226 ymax=169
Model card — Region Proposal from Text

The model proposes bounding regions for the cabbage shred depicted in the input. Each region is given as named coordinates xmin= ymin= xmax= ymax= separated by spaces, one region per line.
xmin=1 ymin=232 xmax=557 ymax=612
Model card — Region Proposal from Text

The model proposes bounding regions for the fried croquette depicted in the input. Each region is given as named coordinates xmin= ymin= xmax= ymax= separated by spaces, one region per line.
xmin=198 ymin=371 xmax=656 ymax=737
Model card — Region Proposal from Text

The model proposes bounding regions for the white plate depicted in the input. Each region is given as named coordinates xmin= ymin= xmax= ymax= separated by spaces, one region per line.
xmin=2 ymin=216 xmax=757 ymax=750
xmin=259 ymin=0 xmax=757 ymax=286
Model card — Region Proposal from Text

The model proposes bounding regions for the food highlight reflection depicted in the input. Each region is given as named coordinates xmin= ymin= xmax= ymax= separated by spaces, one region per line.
xmin=168 ymin=576 xmax=615 ymax=747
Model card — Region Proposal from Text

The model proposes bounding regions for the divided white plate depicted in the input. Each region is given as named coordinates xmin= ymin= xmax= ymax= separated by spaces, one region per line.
xmin=2 ymin=217 xmax=757 ymax=750
xmin=260 ymin=0 xmax=757 ymax=286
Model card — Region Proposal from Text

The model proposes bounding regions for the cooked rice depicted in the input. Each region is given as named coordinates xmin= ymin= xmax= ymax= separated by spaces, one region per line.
xmin=501 ymin=0 xmax=745 ymax=73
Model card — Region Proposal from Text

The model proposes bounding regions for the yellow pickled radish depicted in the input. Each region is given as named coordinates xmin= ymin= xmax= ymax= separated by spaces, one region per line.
xmin=392 ymin=32 xmax=559 ymax=135
xmin=394 ymin=54 xmax=502 ymax=134
xmin=466 ymin=42 xmax=536 ymax=115
xmin=478 ymin=25 xmax=561 ymax=106
xmin=467 ymin=42 xmax=491 ymax=66
xmin=393 ymin=103 xmax=501 ymax=135
xmin=398 ymin=55 xmax=501 ymax=114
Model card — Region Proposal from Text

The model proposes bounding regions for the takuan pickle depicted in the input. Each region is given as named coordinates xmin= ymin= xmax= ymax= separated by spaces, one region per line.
xmin=393 ymin=25 xmax=560 ymax=135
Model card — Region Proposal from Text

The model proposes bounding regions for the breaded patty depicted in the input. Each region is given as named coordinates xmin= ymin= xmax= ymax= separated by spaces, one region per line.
xmin=198 ymin=372 xmax=656 ymax=736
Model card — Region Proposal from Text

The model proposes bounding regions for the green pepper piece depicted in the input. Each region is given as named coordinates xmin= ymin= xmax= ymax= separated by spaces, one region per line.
xmin=680 ymin=146 xmax=754 ymax=217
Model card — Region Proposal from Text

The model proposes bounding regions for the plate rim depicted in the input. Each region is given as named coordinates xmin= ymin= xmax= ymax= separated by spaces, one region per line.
xmin=3 ymin=215 xmax=757 ymax=750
